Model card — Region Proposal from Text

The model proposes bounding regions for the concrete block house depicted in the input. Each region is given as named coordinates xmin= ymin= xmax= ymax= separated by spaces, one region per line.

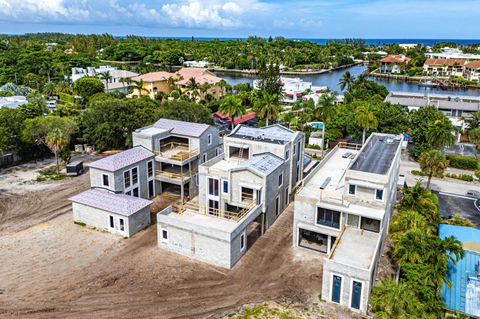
xmin=132 ymin=118 xmax=223 ymax=202
xmin=293 ymin=133 xmax=403 ymax=314
xmin=69 ymin=146 xmax=155 ymax=237
xmin=157 ymin=124 xmax=305 ymax=268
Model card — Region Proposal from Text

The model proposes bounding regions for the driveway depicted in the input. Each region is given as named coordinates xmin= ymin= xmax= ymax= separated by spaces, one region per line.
xmin=434 ymin=191 xmax=480 ymax=226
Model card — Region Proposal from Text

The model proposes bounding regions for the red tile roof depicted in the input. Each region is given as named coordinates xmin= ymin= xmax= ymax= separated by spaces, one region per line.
xmin=215 ymin=112 xmax=257 ymax=125
xmin=175 ymin=68 xmax=223 ymax=85
xmin=424 ymin=58 xmax=467 ymax=66
xmin=465 ymin=60 xmax=480 ymax=69
xmin=380 ymin=54 xmax=412 ymax=63
xmin=131 ymin=71 xmax=174 ymax=83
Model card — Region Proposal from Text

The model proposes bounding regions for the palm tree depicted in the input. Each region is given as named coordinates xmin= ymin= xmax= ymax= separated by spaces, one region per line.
xmin=119 ymin=77 xmax=132 ymax=93
xmin=426 ymin=119 xmax=456 ymax=149
xmin=462 ymin=111 xmax=480 ymax=130
xmin=355 ymin=104 xmax=378 ymax=144
xmin=218 ymin=95 xmax=246 ymax=131
xmin=45 ymin=128 xmax=69 ymax=174
xmin=253 ymin=91 xmax=282 ymax=126
xmin=469 ymin=127 xmax=480 ymax=146
xmin=98 ymin=71 xmax=112 ymax=91
xmin=132 ymin=79 xmax=148 ymax=97
xmin=314 ymin=93 xmax=337 ymax=155
xmin=419 ymin=150 xmax=449 ymax=189
xmin=43 ymin=81 xmax=56 ymax=96
xmin=199 ymin=83 xmax=212 ymax=102
xmin=389 ymin=209 xmax=430 ymax=244
xmin=338 ymin=71 xmax=355 ymax=91
xmin=166 ymin=76 xmax=177 ymax=93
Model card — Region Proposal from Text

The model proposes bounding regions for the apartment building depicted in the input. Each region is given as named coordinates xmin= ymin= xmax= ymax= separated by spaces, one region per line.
xmin=69 ymin=146 xmax=155 ymax=237
xmin=293 ymin=133 xmax=403 ymax=314
xmin=423 ymin=59 xmax=468 ymax=77
xmin=465 ymin=61 xmax=480 ymax=81
xmin=157 ymin=124 xmax=305 ymax=268
xmin=132 ymin=118 xmax=222 ymax=202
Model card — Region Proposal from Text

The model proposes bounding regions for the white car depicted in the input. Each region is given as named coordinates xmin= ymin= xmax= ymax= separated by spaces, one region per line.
xmin=466 ymin=190 xmax=480 ymax=199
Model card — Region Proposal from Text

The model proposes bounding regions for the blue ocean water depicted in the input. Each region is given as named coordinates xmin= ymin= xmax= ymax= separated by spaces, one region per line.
xmin=139 ymin=36 xmax=480 ymax=46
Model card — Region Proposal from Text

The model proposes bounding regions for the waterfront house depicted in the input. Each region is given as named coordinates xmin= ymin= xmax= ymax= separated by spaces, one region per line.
xmin=130 ymin=71 xmax=175 ymax=99
xmin=378 ymin=54 xmax=411 ymax=74
xmin=293 ymin=134 xmax=403 ymax=314
xmin=253 ymin=77 xmax=327 ymax=104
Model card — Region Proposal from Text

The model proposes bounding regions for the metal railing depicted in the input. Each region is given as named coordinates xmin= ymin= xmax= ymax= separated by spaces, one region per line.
xmin=156 ymin=142 xmax=199 ymax=161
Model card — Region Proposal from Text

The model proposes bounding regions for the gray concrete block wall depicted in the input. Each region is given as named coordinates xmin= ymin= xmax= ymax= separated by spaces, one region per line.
xmin=89 ymin=168 xmax=115 ymax=192
xmin=72 ymin=203 xmax=149 ymax=238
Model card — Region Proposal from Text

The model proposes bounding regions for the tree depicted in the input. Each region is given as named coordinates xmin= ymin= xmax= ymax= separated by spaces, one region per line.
xmin=132 ymin=79 xmax=149 ymax=97
xmin=98 ymin=71 xmax=112 ymax=91
xmin=218 ymin=95 xmax=245 ymax=130
xmin=426 ymin=119 xmax=456 ymax=149
xmin=338 ymin=71 xmax=355 ymax=91
xmin=22 ymin=116 xmax=76 ymax=173
xmin=469 ymin=127 xmax=480 ymax=146
xmin=462 ymin=111 xmax=480 ymax=131
xmin=355 ymin=103 xmax=378 ymax=144
xmin=314 ymin=93 xmax=337 ymax=154
xmin=19 ymin=91 xmax=49 ymax=118
xmin=443 ymin=214 xmax=476 ymax=228
xmin=253 ymin=91 xmax=281 ymax=126
xmin=419 ymin=150 xmax=449 ymax=189
xmin=0 ymin=108 xmax=25 ymax=152
xmin=74 ymin=77 xmax=104 ymax=100
xmin=389 ymin=209 xmax=430 ymax=244
xmin=256 ymin=58 xmax=282 ymax=96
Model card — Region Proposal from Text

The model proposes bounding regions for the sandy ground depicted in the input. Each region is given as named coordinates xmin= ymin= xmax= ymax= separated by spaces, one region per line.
xmin=0 ymin=165 xmax=363 ymax=319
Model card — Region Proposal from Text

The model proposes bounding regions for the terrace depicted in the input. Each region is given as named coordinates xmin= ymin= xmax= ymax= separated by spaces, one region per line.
xmin=156 ymin=141 xmax=199 ymax=163
xmin=155 ymin=167 xmax=196 ymax=183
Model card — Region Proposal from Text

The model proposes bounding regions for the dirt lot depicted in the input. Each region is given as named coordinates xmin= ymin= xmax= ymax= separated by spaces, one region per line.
xmin=0 ymin=165 xmax=361 ymax=319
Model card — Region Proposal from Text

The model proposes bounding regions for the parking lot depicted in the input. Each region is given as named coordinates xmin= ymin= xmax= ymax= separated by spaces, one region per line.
xmin=435 ymin=191 xmax=480 ymax=226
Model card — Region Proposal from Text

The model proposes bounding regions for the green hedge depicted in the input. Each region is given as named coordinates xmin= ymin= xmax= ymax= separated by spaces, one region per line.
xmin=445 ymin=154 xmax=479 ymax=170
xmin=445 ymin=173 xmax=474 ymax=182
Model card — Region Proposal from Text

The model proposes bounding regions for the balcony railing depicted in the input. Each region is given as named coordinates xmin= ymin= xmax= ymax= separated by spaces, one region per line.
xmin=319 ymin=190 xmax=350 ymax=207
xmin=156 ymin=142 xmax=199 ymax=161
xmin=155 ymin=169 xmax=196 ymax=181
xmin=177 ymin=199 xmax=257 ymax=222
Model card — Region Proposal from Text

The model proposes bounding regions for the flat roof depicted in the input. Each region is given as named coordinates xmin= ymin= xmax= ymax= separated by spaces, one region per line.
xmin=229 ymin=124 xmax=295 ymax=145
xmin=350 ymin=134 xmax=400 ymax=175
xmin=69 ymin=189 xmax=151 ymax=217
xmin=298 ymin=147 xmax=358 ymax=199
xmin=329 ymin=227 xmax=380 ymax=270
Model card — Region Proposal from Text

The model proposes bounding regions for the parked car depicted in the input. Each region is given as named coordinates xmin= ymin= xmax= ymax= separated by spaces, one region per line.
xmin=66 ymin=161 xmax=84 ymax=176
xmin=466 ymin=190 xmax=480 ymax=199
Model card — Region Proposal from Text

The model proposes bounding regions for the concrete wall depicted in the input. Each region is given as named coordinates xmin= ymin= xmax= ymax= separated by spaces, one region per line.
xmin=72 ymin=202 xmax=150 ymax=237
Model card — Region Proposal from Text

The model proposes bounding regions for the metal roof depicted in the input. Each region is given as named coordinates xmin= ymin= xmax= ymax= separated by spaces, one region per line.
xmin=153 ymin=118 xmax=210 ymax=137
xmin=229 ymin=124 xmax=295 ymax=145
xmin=350 ymin=134 xmax=401 ymax=175
xmin=69 ymin=189 xmax=151 ymax=216
xmin=239 ymin=153 xmax=283 ymax=175
xmin=386 ymin=91 xmax=480 ymax=112
xmin=88 ymin=146 xmax=154 ymax=172
xmin=440 ymin=224 xmax=480 ymax=316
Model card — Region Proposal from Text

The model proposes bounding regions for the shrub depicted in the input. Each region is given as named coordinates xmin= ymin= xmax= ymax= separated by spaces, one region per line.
xmin=445 ymin=173 xmax=474 ymax=182
xmin=411 ymin=170 xmax=428 ymax=176
xmin=445 ymin=154 xmax=479 ymax=170
xmin=36 ymin=170 xmax=67 ymax=182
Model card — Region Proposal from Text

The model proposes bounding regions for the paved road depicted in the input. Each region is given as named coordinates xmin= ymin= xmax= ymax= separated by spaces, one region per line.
xmin=434 ymin=191 xmax=480 ymax=226
xmin=400 ymin=158 xmax=478 ymax=196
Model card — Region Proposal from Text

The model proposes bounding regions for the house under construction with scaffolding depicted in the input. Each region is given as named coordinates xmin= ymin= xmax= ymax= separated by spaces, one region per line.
xmin=157 ymin=124 xmax=305 ymax=268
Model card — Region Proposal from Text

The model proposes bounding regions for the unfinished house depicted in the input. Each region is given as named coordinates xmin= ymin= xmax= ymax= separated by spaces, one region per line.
xmin=157 ymin=124 xmax=305 ymax=268
xmin=132 ymin=119 xmax=222 ymax=202
xmin=293 ymin=133 xmax=402 ymax=314
xmin=69 ymin=146 xmax=155 ymax=237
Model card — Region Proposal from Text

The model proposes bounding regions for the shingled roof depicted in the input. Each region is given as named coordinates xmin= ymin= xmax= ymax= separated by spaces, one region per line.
xmin=153 ymin=118 xmax=210 ymax=137
xmin=88 ymin=146 xmax=154 ymax=172
xmin=69 ymin=189 xmax=151 ymax=216
xmin=380 ymin=54 xmax=412 ymax=63
xmin=465 ymin=60 xmax=480 ymax=69
xmin=424 ymin=58 xmax=467 ymax=66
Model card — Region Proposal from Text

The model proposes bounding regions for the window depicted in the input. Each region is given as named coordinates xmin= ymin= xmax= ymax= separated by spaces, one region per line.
xmin=202 ymin=153 xmax=207 ymax=163
xmin=102 ymin=174 xmax=109 ymax=187
xmin=348 ymin=184 xmax=356 ymax=195
xmin=332 ymin=275 xmax=342 ymax=303
xmin=285 ymin=188 xmax=289 ymax=206
xmin=208 ymin=134 xmax=212 ymax=145
xmin=109 ymin=215 xmax=114 ymax=228
xmin=133 ymin=187 xmax=139 ymax=198
xmin=297 ymin=141 xmax=302 ymax=156
xmin=285 ymin=149 xmax=290 ymax=160
xmin=275 ymin=196 xmax=280 ymax=216
xmin=278 ymin=173 xmax=283 ymax=187
xmin=317 ymin=207 xmax=341 ymax=229
xmin=240 ymin=232 xmax=246 ymax=251
xmin=256 ymin=190 xmax=262 ymax=205
xmin=208 ymin=178 xmax=219 ymax=196
xmin=161 ymin=228 xmax=168 ymax=243
xmin=296 ymin=163 xmax=300 ymax=183
xmin=351 ymin=281 xmax=362 ymax=310
xmin=132 ymin=167 xmax=138 ymax=185
xmin=147 ymin=161 xmax=153 ymax=178
xmin=361 ymin=217 xmax=380 ymax=233
xmin=123 ymin=171 xmax=130 ymax=188
xmin=148 ymin=180 xmax=154 ymax=198
xmin=222 ymin=180 xmax=229 ymax=194
xmin=119 ymin=218 xmax=125 ymax=231
xmin=375 ymin=189 xmax=384 ymax=201
xmin=293 ymin=144 xmax=297 ymax=155
xmin=215 ymin=148 xmax=219 ymax=156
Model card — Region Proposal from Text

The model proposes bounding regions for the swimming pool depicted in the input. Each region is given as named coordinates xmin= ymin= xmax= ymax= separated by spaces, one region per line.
xmin=308 ymin=122 xmax=324 ymax=129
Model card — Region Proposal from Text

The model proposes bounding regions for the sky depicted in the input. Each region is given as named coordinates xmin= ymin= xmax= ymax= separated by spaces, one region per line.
xmin=0 ymin=0 xmax=479 ymax=39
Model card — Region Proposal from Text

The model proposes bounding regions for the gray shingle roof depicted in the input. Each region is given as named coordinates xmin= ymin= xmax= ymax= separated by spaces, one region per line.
xmin=153 ymin=118 xmax=210 ymax=137
xmin=240 ymin=153 xmax=283 ymax=175
xmin=88 ymin=146 xmax=154 ymax=172
xmin=69 ymin=189 xmax=151 ymax=216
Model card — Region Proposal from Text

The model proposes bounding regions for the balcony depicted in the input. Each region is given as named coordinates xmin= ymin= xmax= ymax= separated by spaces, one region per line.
xmin=155 ymin=168 xmax=196 ymax=184
xmin=177 ymin=198 xmax=258 ymax=222
xmin=156 ymin=142 xmax=199 ymax=163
